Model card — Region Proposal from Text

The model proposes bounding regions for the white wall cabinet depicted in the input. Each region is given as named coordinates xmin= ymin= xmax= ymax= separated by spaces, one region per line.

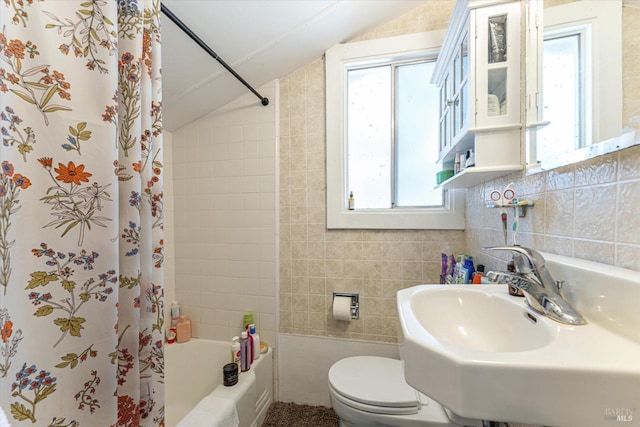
xmin=432 ymin=0 xmax=522 ymax=189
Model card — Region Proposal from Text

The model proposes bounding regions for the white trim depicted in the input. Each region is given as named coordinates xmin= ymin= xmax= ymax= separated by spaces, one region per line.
xmin=326 ymin=31 xmax=465 ymax=230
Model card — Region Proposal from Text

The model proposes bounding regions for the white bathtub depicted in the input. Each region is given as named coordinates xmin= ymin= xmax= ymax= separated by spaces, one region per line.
xmin=165 ymin=338 xmax=273 ymax=427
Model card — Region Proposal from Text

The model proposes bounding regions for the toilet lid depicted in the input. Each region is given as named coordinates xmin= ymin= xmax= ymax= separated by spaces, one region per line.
xmin=328 ymin=356 xmax=423 ymax=410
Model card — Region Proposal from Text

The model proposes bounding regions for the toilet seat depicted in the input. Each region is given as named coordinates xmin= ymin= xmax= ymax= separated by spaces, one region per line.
xmin=328 ymin=356 xmax=426 ymax=416
xmin=329 ymin=382 xmax=422 ymax=415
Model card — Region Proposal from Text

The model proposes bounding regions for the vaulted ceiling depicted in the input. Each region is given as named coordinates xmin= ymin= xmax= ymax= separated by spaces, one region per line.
xmin=161 ymin=0 xmax=428 ymax=131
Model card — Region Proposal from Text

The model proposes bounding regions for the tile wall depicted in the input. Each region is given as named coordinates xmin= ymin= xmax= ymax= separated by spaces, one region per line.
xmin=169 ymin=82 xmax=278 ymax=346
xmin=466 ymin=147 xmax=640 ymax=271
xmin=278 ymin=2 xmax=462 ymax=344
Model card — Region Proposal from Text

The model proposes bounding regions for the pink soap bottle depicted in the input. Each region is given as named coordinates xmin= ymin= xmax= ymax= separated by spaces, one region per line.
xmin=176 ymin=315 xmax=191 ymax=343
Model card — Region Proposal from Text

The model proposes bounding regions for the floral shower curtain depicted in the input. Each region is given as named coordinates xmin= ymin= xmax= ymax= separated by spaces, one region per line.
xmin=0 ymin=1 xmax=164 ymax=426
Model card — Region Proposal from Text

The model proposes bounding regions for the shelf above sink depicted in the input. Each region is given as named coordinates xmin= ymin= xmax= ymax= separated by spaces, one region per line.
xmin=436 ymin=164 xmax=522 ymax=189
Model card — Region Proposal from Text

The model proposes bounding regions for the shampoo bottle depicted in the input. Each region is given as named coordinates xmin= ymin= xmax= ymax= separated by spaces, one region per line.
xmin=240 ymin=331 xmax=250 ymax=372
xmin=463 ymin=257 xmax=475 ymax=284
xmin=247 ymin=325 xmax=254 ymax=363
xmin=170 ymin=301 xmax=180 ymax=327
xmin=249 ymin=324 xmax=260 ymax=361
xmin=231 ymin=336 xmax=241 ymax=369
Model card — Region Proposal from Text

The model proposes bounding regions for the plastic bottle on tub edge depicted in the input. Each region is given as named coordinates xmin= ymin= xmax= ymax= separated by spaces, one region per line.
xmin=231 ymin=336 xmax=241 ymax=370
xmin=249 ymin=324 xmax=260 ymax=361
xmin=243 ymin=312 xmax=254 ymax=331
xmin=170 ymin=301 xmax=180 ymax=327
xmin=176 ymin=315 xmax=191 ymax=343
xmin=240 ymin=331 xmax=251 ymax=372
xmin=247 ymin=325 xmax=254 ymax=363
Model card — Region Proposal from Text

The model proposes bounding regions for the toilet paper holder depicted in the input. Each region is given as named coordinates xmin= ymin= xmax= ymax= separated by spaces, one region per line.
xmin=333 ymin=292 xmax=359 ymax=319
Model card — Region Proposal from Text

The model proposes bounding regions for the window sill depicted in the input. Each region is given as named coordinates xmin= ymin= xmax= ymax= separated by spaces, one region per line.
xmin=327 ymin=190 xmax=466 ymax=230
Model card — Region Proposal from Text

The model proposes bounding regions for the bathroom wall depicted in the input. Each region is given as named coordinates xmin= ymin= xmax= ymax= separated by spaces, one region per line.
xmin=162 ymin=2 xmax=640 ymax=418
xmin=278 ymin=1 xmax=460 ymax=345
xmin=164 ymin=0 xmax=640 ymax=347
xmin=276 ymin=0 xmax=640 ymax=346
xmin=467 ymin=3 xmax=640 ymax=271
xmin=169 ymin=82 xmax=278 ymax=346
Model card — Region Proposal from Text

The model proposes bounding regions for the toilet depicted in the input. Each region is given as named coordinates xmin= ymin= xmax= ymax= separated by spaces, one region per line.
xmin=328 ymin=356 xmax=474 ymax=427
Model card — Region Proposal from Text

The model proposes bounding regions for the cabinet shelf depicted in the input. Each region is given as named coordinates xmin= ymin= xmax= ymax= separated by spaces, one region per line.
xmin=439 ymin=131 xmax=474 ymax=165
xmin=436 ymin=164 xmax=522 ymax=189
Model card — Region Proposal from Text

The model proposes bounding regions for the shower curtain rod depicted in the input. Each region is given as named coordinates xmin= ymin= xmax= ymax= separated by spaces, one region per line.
xmin=161 ymin=3 xmax=270 ymax=106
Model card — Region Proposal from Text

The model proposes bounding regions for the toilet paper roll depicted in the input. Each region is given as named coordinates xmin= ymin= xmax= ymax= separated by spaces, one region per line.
xmin=332 ymin=296 xmax=352 ymax=321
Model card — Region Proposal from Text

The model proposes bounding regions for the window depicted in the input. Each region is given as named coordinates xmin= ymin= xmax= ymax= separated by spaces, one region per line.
xmin=531 ymin=0 xmax=621 ymax=169
xmin=326 ymin=31 xmax=465 ymax=229
xmin=537 ymin=26 xmax=590 ymax=163
xmin=347 ymin=60 xmax=441 ymax=209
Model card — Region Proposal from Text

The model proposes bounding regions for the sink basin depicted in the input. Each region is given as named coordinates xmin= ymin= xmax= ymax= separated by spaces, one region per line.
xmin=398 ymin=284 xmax=640 ymax=427
xmin=410 ymin=287 xmax=554 ymax=352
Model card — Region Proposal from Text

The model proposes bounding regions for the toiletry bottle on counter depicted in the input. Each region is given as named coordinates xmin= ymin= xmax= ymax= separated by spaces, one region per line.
xmin=463 ymin=257 xmax=475 ymax=284
xmin=348 ymin=192 xmax=355 ymax=210
xmin=249 ymin=324 xmax=260 ymax=361
xmin=231 ymin=336 xmax=241 ymax=369
xmin=176 ymin=315 xmax=191 ymax=343
xmin=165 ymin=327 xmax=176 ymax=344
xmin=240 ymin=331 xmax=251 ymax=372
xmin=170 ymin=301 xmax=180 ymax=327
xmin=472 ymin=265 xmax=485 ymax=285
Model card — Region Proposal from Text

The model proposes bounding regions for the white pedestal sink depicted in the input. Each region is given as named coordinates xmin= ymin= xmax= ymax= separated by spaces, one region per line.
xmin=397 ymin=253 xmax=640 ymax=427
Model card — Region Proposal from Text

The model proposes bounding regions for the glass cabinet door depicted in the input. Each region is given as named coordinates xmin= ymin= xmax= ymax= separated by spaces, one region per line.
xmin=439 ymin=77 xmax=450 ymax=153
xmin=452 ymin=49 xmax=461 ymax=136
xmin=487 ymin=14 xmax=508 ymax=117
xmin=488 ymin=14 xmax=507 ymax=64
xmin=474 ymin=2 xmax=520 ymax=126
xmin=452 ymin=33 xmax=469 ymax=141
xmin=459 ymin=35 xmax=469 ymax=132
xmin=488 ymin=67 xmax=507 ymax=117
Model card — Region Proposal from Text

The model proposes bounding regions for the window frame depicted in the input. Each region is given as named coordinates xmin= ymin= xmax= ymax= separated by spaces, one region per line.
xmin=326 ymin=31 xmax=465 ymax=230
xmin=541 ymin=24 xmax=591 ymax=155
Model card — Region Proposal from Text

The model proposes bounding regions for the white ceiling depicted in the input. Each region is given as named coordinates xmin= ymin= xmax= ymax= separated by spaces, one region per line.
xmin=161 ymin=0 xmax=429 ymax=131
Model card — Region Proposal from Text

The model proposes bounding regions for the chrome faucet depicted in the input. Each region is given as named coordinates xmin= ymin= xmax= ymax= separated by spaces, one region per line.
xmin=483 ymin=246 xmax=586 ymax=325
